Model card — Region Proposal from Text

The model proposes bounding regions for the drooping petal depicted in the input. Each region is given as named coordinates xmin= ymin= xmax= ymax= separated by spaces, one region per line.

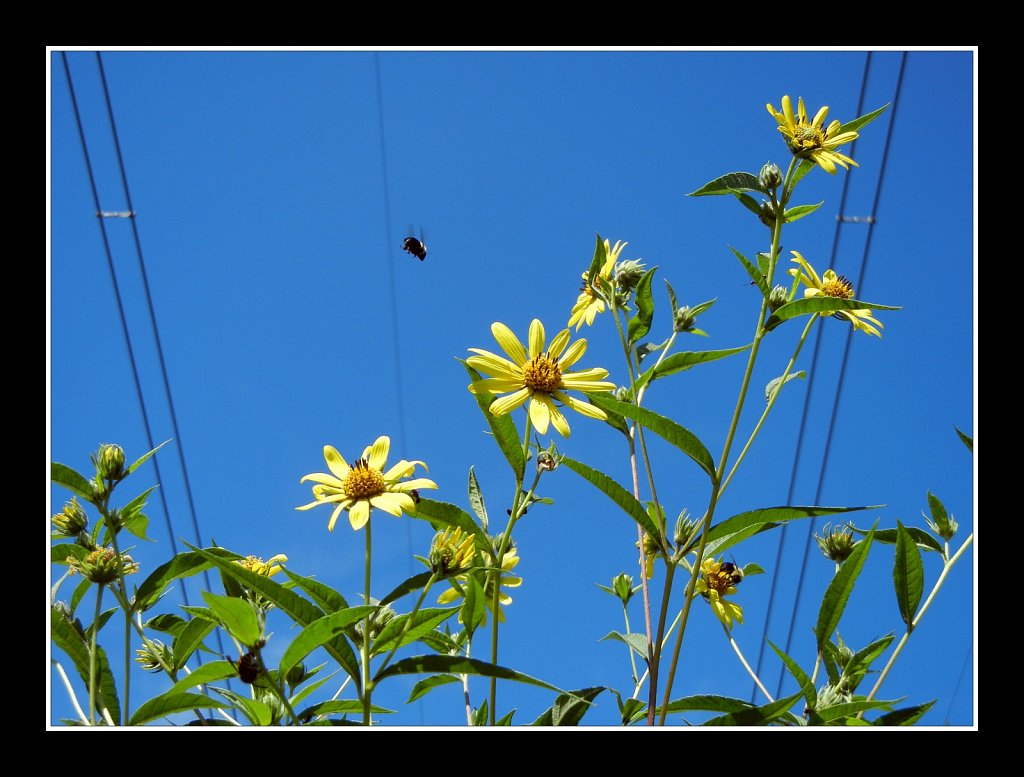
xmin=371 ymin=491 xmax=413 ymax=517
xmin=490 ymin=322 xmax=528 ymax=366
xmin=549 ymin=404 xmax=571 ymax=437
xmin=348 ymin=500 xmax=371 ymax=530
xmin=327 ymin=502 xmax=347 ymax=532
xmin=489 ymin=387 xmax=531 ymax=416
xmin=323 ymin=446 xmax=351 ymax=480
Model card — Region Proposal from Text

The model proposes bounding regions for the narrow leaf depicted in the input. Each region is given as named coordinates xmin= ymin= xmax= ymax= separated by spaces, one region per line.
xmin=768 ymin=640 xmax=816 ymax=711
xmin=664 ymin=279 xmax=679 ymax=314
xmin=765 ymin=370 xmax=806 ymax=403
xmin=927 ymin=491 xmax=950 ymax=527
xmin=853 ymin=525 xmax=943 ymax=554
xmin=372 ymin=608 xmax=458 ymax=656
xmin=278 ymin=606 xmax=376 ymax=678
xmin=281 ymin=569 xmax=349 ymax=613
xmin=642 ymin=344 xmax=752 ymax=385
xmin=841 ymin=634 xmax=895 ymax=693
xmin=472 ymin=700 xmax=489 ymax=727
xmin=816 ymin=524 xmax=876 ymax=652
xmin=134 ymin=547 xmax=240 ymax=614
xmin=873 ymin=700 xmax=935 ymax=726
xmin=532 ymin=686 xmax=605 ymax=726
xmin=128 ymin=692 xmax=228 ymax=726
xmin=809 ymin=698 xmax=898 ymax=724
xmin=374 ymin=654 xmax=564 ymax=695
xmin=202 ymin=592 xmax=262 ymax=647
xmin=703 ymin=505 xmax=876 ymax=558
xmin=145 ymin=613 xmax=187 ymax=635
xmin=461 ymin=572 xmax=486 ymax=637
xmin=51 ymin=543 xmax=89 ymax=564
xmin=407 ymin=674 xmax=460 ymax=703
xmin=627 ymin=267 xmax=657 ymax=345
xmin=734 ymin=191 xmax=764 ymax=216
xmin=791 ymin=159 xmax=815 ymax=188
xmin=560 ymin=455 xmax=661 ymax=540
xmin=379 ymin=571 xmax=435 ymax=607
xmin=782 ymin=201 xmax=824 ymax=223
xmin=496 ymin=709 xmax=516 ymax=725
xmin=660 ymin=694 xmax=755 ymax=715
xmin=121 ymin=512 xmax=153 ymax=542
xmin=167 ymin=660 xmax=239 ymax=695
xmin=212 ymin=688 xmax=273 ymax=726
xmin=172 ymin=616 xmax=216 ymax=670
xmin=467 ymin=466 xmax=489 ymax=531
xmin=765 ymin=296 xmax=901 ymax=331
xmin=296 ymin=699 xmax=393 ymax=720
xmin=463 ymin=362 xmax=525 ymax=480
xmin=583 ymin=392 xmax=715 ymax=477
xmin=688 ymin=171 xmax=765 ymax=196
xmin=703 ymin=691 xmax=803 ymax=726
xmin=126 ymin=439 xmax=172 ymax=475
xmin=955 ymin=427 xmax=973 ymax=453
xmin=51 ymin=462 xmax=96 ymax=502
xmin=838 ymin=103 xmax=889 ymax=135
xmin=893 ymin=521 xmax=925 ymax=628
xmin=729 ymin=246 xmax=769 ymax=295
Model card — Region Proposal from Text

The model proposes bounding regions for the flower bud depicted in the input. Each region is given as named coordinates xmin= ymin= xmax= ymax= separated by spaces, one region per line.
xmin=768 ymin=284 xmax=790 ymax=312
xmin=673 ymin=305 xmax=697 ymax=333
xmin=430 ymin=527 xmax=477 ymax=577
xmin=93 ymin=443 xmax=127 ymax=482
xmin=614 ymin=259 xmax=647 ymax=294
xmin=924 ymin=492 xmax=958 ymax=540
xmin=610 ymin=572 xmax=638 ymax=606
xmin=52 ymin=497 xmax=89 ymax=536
xmin=135 ymin=639 xmax=169 ymax=672
xmin=814 ymin=523 xmax=857 ymax=564
xmin=673 ymin=509 xmax=701 ymax=554
xmin=70 ymin=547 xmax=140 ymax=585
xmin=759 ymin=162 xmax=783 ymax=191
xmin=536 ymin=450 xmax=558 ymax=473
xmin=758 ymin=201 xmax=777 ymax=228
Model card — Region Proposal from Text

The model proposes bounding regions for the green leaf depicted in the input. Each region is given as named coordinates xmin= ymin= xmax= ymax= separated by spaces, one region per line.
xmin=586 ymin=232 xmax=608 ymax=288
xmin=640 ymin=344 xmax=752 ymax=386
xmin=172 ymin=616 xmax=217 ymax=670
xmin=729 ymin=246 xmax=769 ymax=295
xmin=927 ymin=491 xmax=950 ymax=528
xmin=51 ymin=606 xmax=121 ymax=723
xmin=278 ymin=606 xmax=377 ymax=679
xmin=765 ymin=296 xmax=901 ymax=332
xmin=703 ymin=691 xmax=803 ymax=726
xmin=765 ymin=370 xmax=806 ymax=403
xmin=281 ymin=569 xmax=349 ymax=613
xmin=703 ymin=505 xmax=876 ymax=559
xmin=211 ymin=688 xmax=273 ymax=726
xmin=406 ymin=674 xmax=460 ymax=703
xmin=664 ymin=279 xmax=680 ymax=313
xmin=167 ymin=660 xmax=239 ymax=695
xmin=841 ymin=634 xmax=895 ymax=693
xmin=783 ymin=201 xmax=824 ymax=223
xmin=85 ymin=607 xmax=119 ymax=641
xmin=126 ymin=438 xmax=172 ymax=475
xmin=583 ymin=393 xmax=715 ymax=478
xmin=295 ymin=699 xmax=393 ymax=721
xmin=838 ymin=103 xmax=889 ymax=136
xmin=600 ymin=631 xmax=650 ymax=662
xmin=467 ymin=466 xmax=489 ymax=532
xmin=379 ymin=571 xmax=435 ymax=607
xmin=853 ymin=525 xmax=943 ymax=554
xmin=472 ymin=699 xmax=489 ymax=727
xmin=768 ymin=640 xmax=816 ymax=712
xmin=660 ymin=694 xmax=755 ymax=715
xmin=134 ymin=548 xmax=240 ymax=614
xmin=893 ymin=521 xmax=925 ymax=628
xmin=791 ymin=159 xmax=815 ymax=189
xmin=809 ymin=698 xmax=898 ymax=725
xmin=128 ymin=691 xmax=228 ymax=726
xmin=955 ymin=427 xmax=973 ymax=453
xmin=51 ymin=543 xmax=89 ymax=564
xmin=560 ymin=455 xmax=661 ymax=540
xmin=69 ymin=576 xmax=91 ymax=615
xmin=495 ymin=709 xmax=516 ymax=725
xmin=610 ymin=689 xmax=648 ymax=726
xmin=734 ymin=191 xmax=764 ymax=217
xmin=531 ymin=686 xmax=605 ymax=726
xmin=201 ymin=592 xmax=262 ymax=647
xmin=374 ymin=655 xmax=565 ymax=695
xmin=627 ymin=267 xmax=657 ymax=345
xmin=51 ymin=462 xmax=96 ymax=502
xmin=688 ymin=171 xmax=765 ymax=197
xmin=872 ymin=700 xmax=936 ymax=726
xmin=373 ymin=608 xmax=459 ymax=657
xmin=120 ymin=511 xmax=153 ymax=542
xmin=145 ymin=613 xmax=187 ymax=636
xmin=460 ymin=573 xmax=486 ymax=637
xmin=463 ymin=361 xmax=525 ymax=480
xmin=411 ymin=499 xmax=489 ymax=553
xmin=816 ymin=524 xmax=876 ymax=652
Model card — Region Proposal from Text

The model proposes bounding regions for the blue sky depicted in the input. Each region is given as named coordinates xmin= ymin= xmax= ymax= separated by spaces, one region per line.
xmin=48 ymin=48 xmax=976 ymax=727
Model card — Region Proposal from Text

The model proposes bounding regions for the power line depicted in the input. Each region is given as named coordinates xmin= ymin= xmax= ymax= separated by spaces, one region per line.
xmin=773 ymin=51 xmax=908 ymax=700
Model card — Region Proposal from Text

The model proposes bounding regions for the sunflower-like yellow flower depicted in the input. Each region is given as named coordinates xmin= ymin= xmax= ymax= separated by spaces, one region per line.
xmin=438 ymin=545 xmax=522 ymax=625
xmin=235 ymin=553 xmax=288 ymax=577
xmin=429 ymin=527 xmax=477 ymax=577
xmin=568 ymin=239 xmax=627 ymax=330
xmin=789 ymin=251 xmax=883 ymax=337
xmin=766 ymin=95 xmax=859 ymax=175
xmin=467 ymin=319 xmax=616 ymax=437
xmin=296 ymin=436 xmax=437 ymax=531
xmin=694 ymin=557 xmax=744 ymax=629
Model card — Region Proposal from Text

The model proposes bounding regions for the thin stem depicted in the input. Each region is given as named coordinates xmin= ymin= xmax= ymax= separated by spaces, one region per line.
xmin=622 ymin=605 xmax=639 ymax=685
xmin=861 ymin=533 xmax=974 ymax=708
xmin=362 ymin=517 xmax=373 ymax=726
xmin=723 ymin=621 xmax=773 ymax=702
xmin=720 ymin=314 xmax=818 ymax=497
xmin=463 ymin=640 xmax=473 ymax=725
xmin=53 ymin=661 xmax=90 ymax=724
xmin=631 ymin=606 xmax=684 ymax=699
xmin=377 ymin=574 xmax=437 ymax=674
xmin=88 ymin=584 xmax=104 ymax=725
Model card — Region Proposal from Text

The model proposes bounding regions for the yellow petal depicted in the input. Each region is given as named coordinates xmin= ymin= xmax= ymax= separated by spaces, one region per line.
xmin=371 ymin=491 xmax=414 ymax=517
xmin=490 ymin=322 xmax=528 ymax=366
xmin=528 ymin=319 xmax=546 ymax=357
xmin=558 ymin=338 xmax=588 ymax=369
xmin=348 ymin=500 xmax=370 ymax=530
xmin=366 ymin=436 xmax=390 ymax=470
xmin=528 ymin=393 xmax=551 ymax=434
xmin=489 ymin=387 xmax=530 ymax=416
xmin=323 ymin=446 xmax=351 ymax=480
xmin=547 ymin=328 xmax=571 ymax=360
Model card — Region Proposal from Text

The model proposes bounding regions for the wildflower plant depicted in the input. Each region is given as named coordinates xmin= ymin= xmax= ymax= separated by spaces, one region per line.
xmin=50 ymin=93 xmax=972 ymax=727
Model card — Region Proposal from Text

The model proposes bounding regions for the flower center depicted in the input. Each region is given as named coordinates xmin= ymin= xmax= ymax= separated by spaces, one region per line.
xmin=791 ymin=123 xmax=825 ymax=152
xmin=343 ymin=459 xmax=387 ymax=499
xmin=522 ymin=354 xmax=563 ymax=393
xmin=705 ymin=563 xmax=738 ymax=595
xmin=822 ymin=274 xmax=855 ymax=299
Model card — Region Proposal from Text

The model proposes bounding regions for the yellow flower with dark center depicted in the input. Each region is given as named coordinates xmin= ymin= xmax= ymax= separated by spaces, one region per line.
xmin=235 ymin=553 xmax=288 ymax=577
xmin=694 ymin=557 xmax=744 ymax=629
xmin=789 ymin=251 xmax=883 ymax=337
xmin=437 ymin=546 xmax=522 ymax=625
xmin=467 ymin=319 xmax=616 ymax=437
xmin=568 ymin=239 xmax=627 ymax=330
xmin=766 ymin=95 xmax=859 ymax=174
xmin=429 ymin=527 xmax=477 ymax=577
xmin=296 ymin=436 xmax=437 ymax=531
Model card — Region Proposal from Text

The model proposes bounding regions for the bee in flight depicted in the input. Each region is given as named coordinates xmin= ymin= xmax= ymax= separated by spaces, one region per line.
xmin=402 ymin=228 xmax=427 ymax=261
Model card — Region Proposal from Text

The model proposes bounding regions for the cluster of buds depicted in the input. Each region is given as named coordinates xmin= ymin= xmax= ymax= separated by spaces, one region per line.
xmin=768 ymin=284 xmax=791 ymax=312
xmin=347 ymin=600 xmax=396 ymax=643
xmin=924 ymin=492 xmax=958 ymax=540
xmin=673 ymin=509 xmax=701 ymax=555
xmin=69 ymin=547 xmax=139 ymax=585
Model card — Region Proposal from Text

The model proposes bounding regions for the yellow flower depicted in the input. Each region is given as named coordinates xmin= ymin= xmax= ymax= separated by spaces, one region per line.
xmin=766 ymin=95 xmax=859 ymax=174
xmin=694 ymin=557 xmax=744 ymax=629
xmin=429 ymin=527 xmax=477 ymax=577
xmin=568 ymin=239 xmax=627 ymax=330
xmin=235 ymin=554 xmax=288 ymax=577
xmin=467 ymin=319 xmax=616 ymax=437
xmin=438 ymin=545 xmax=522 ymax=625
xmin=789 ymin=251 xmax=883 ymax=337
xmin=296 ymin=436 xmax=437 ymax=531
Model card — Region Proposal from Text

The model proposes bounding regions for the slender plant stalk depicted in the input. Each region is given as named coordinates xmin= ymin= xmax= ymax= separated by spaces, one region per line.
xmin=88 ymin=584 xmax=104 ymax=725
xmin=105 ymin=518 xmax=132 ymax=725
xmin=622 ymin=604 xmax=639 ymax=685
xmin=377 ymin=575 xmax=436 ymax=674
xmin=362 ymin=517 xmax=373 ymax=726
xmin=53 ymin=661 xmax=90 ymax=724
xmin=723 ymin=622 xmax=773 ymax=702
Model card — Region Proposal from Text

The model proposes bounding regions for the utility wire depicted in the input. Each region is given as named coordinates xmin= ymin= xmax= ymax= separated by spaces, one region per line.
xmin=773 ymin=52 xmax=908 ymax=700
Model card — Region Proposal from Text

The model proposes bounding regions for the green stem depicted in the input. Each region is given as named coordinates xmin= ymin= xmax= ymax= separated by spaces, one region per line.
xmin=860 ymin=533 xmax=974 ymax=711
xmin=88 ymin=583 xmax=104 ymax=725
xmin=362 ymin=516 xmax=373 ymax=726
xmin=723 ymin=620 xmax=773 ymax=702
xmin=622 ymin=606 xmax=639 ymax=685
xmin=105 ymin=522 xmax=131 ymax=726
xmin=377 ymin=574 xmax=437 ymax=674
xmin=631 ymin=605 xmax=684 ymax=699
xmin=53 ymin=660 xmax=90 ymax=725
xmin=720 ymin=314 xmax=818 ymax=497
